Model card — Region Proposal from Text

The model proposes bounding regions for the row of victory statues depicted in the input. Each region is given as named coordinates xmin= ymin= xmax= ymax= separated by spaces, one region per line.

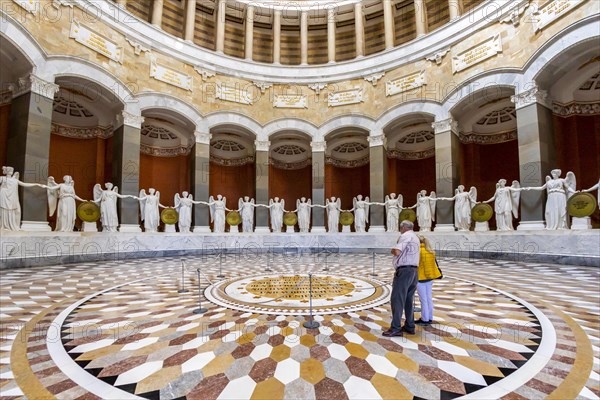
xmin=1 ymin=166 xmax=598 ymax=233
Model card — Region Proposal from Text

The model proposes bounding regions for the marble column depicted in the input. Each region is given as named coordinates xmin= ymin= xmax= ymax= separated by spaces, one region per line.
xmin=432 ymin=118 xmax=460 ymax=231
xmin=354 ymin=2 xmax=364 ymax=57
xmin=112 ymin=111 xmax=143 ymax=232
xmin=245 ymin=5 xmax=254 ymax=60
xmin=216 ymin=0 xmax=226 ymax=53
xmin=255 ymin=140 xmax=270 ymax=232
xmin=151 ymin=0 xmax=164 ymax=26
xmin=191 ymin=132 xmax=211 ymax=232
xmin=415 ymin=0 xmax=428 ymax=37
xmin=273 ymin=9 xmax=281 ymax=64
xmin=327 ymin=8 xmax=336 ymax=63
xmin=311 ymin=141 xmax=326 ymax=233
xmin=511 ymin=85 xmax=556 ymax=230
xmin=184 ymin=0 xmax=197 ymax=41
xmin=383 ymin=0 xmax=394 ymax=49
xmin=448 ymin=0 xmax=463 ymax=20
xmin=368 ymin=133 xmax=388 ymax=232
xmin=6 ymin=74 xmax=59 ymax=231
xmin=300 ymin=10 xmax=308 ymax=65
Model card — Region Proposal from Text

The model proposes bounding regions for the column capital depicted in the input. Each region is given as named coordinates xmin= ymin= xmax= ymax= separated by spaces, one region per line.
xmin=14 ymin=74 xmax=59 ymax=100
xmin=511 ymin=84 xmax=552 ymax=110
xmin=310 ymin=141 xmax=326 ymax=152
xmin=432 ymin=118 xmax=458 ymax=135
xmin=255 ymin=140 xmax=271 ymax=152
xmin=195 ymin=131 xmax=212 ymax=144
xmin=368 ymin=133 xmax=387 ymax=148
xmin=119 ymin=110 xmax=145 ymax=129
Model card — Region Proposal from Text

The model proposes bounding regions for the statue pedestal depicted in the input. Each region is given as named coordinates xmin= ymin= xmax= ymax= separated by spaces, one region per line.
xmin=474 ymin=222 xmax=489 ymax=232
xmin=164 ymin=224 xmax=176 ymax=233
xmin=286 ymin=226 xmax=295 ymax=233
xmin=368 ymin=225 xmax=386 ymax=233
xmin=342 ymin=226 xmax=351 ymax=233
xmin=434 ymin=224 xmax=455 ymax=232
xmin=517 ymin=221 xmax=545 ymax=230
xmin=255 ymin=226 xmax=271 ymax=233
xmin=193 ymin=226 xmax=212 ymax=233
xmin=20 ymin=221 xmax=52 ymax=232
xmin=571 ymin=217 xmax=592 ymax=230
xmin=118 ymin=224 xmax=142 ymax=233
xmin=311 ymin=226 xmax=326 ymax=233
xmin=82 ymin=222 xmax=98 ymax=232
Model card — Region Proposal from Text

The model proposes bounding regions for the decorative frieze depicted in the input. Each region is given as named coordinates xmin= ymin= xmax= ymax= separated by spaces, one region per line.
xmin=253 ymin=81 xmax=272 ymax=94
xmin=120 ymin=110 xmax=145 ymax=129
xmin=386 ymin=71 xmax=426 ymax=96
xmin=216 ymin=84 xmax=252 ymax=105
xmin=459 ymin=130 xmax=517 ymax=145
xmin=140 ymin=144 xmax=192 ymax=157
xmin=499 ymin=2 xmax=528 ymax=27
xmin=70 ymin=20 xmax=123 ymax=63
xmin=269 ymin=157 xmax=313 ymax=170
xmin=13 ymin=0 xmax=38 ymax=14
xmin=254 ymin=140 xmax=271 ymax=152
xmin=363 ymin=72 xmax=385 ymax=87
xmin=328 ymin=88 xmax=363 ymax=107
xmin=273 ymin=94 xmax=308 ymax=109
xmin=532 ymin=0 xmax=583 ymax=32
xmin=14 ymin=74 xmax=60 ymax=100
xmin=210 ymin=154 xmax=255 ymax=167
xmin=150 ymin=59 xmax=193 ymax=91
xmin=367 ymin=134 xmax=387 ymax=148
xmin=553 ymin=101 xmax=600 ymax=117
xmin=325 ymin=155 xmax=369 ymax=168
xmin=432 ymin=118 xmax=458 ymax=135
xmin=310 ymin=141 xmax=327 ymax=152
xmin=125 ymin=37 xmax=151 ymax=56
xmin=308 ymin=83 xmax=327 ymax=95
xmin=510 ymin=85 xmax=551 ymax=110
xmin=51 ymin=123 xmax=113 ymax=140
xmin=194 ymin=66 xmax=216 ymax=81
xmin=195 ymin=132 xmax=212 ymax=145
xmin=425 ymin=48 xmax=450 ymax=65
xmin=387 ymin=148 xmax=435 ymax=160
xmin=452 ymin=34 xmax=502 ymax=74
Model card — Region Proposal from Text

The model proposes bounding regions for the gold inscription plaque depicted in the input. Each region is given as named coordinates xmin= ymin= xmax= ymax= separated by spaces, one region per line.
xmin=245 ymin=275 xmax=354 ymax=300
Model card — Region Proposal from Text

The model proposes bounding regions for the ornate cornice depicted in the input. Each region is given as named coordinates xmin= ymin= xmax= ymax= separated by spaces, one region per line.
xmin=13 ymin=74 xmax=60 ymax=100
xmin=432 ymin=118 xmax=458 ymax=135
xmin=511 ymin=85 xmax=552 ymax=110
xmin=553 ymin=101 xmax=600 ymax=117
xmin=308 ymin=83 xmax=327 ymax=95
xmin=140 ymin=144 xmax=191 ymax=157
xmin=254 ymin=140 xmax=271 ymax=152
xmin=387 ymin=148 xmax=435 ymax=160
xmin=253 ymin=81 xmax=272 ymax=94
xmin=125 ymin=36 xmax=152 ymax=55
xmin=210 ymin=154 xmax=255 ymax=167
xmin=367 ymin=134 xmax=387 ymax=148
xmin=195 ymin=131 xmax=212 ymax=144
xmin=325 ymin=155 xmax=369 ymax=168
xmin=194 ymin=66 xmax=216 ymax=81
xmin=459 ymin=130 xmax=517 ymax=145
xmin=269 ymin=157 xmax=312 ymax=170
xmin=363 ymin=72 xmax=385 ymax=87
xmin=119 ymin=110 xmax=145 ymax=129
xmin=310 ymin=141 xmax=327 ymax=152
xmin=51 ymin=123 xmax=113 ymax=139
xmin=425 ymin=47 xmax=450 ymax=65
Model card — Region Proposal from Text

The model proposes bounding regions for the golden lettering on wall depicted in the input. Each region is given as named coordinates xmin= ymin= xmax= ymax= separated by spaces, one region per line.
xmin=12 ymin=0 xmax=37 ymax=14
xmin=534 ymin=0 xmax=583 ymax=32
xmin=69 ymin=20 xmax=123 ymax=63
xmin=452 ymin=34 xmax=502 ymax=74
xmin=150 ymin=59 xmax=193 ymax=91
xmin=273 ymin=95 xmax=307 ymax=109
xmin=386 ymin=71 xmax=427 ymax=97
xmin=216 ymin=83 xmax=253 ymax=105
xmin=328 ymin=88 xmax=363 ymax=107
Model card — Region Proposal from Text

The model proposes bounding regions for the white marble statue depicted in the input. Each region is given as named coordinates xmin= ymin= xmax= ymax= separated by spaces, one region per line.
xmin=582 ymin=178 xmax=600 ymax=207
xmin=174 ymin=191 xmax=202 ymax=233
xmin=93 ymin=183 xmax=135 ymax=232
xmin=208 ymin=195 xmax=228 ymax=233
xmin=408 ymin=190 xmax=437 ymax=232
xmin=238 ymin=196 xmax=256 ymax=233
xmin=349 ymin=195 xmax=370 ymax=233
xmin=440 ymin=185 xmax=477 ymax=231
xmin=294 ymin=197 xmax=312 ymax=233
xmin=322 ymin=197 xmax=342 ymax=233
xmin=46 ymin=176 xmax=86 ymax=232
xmin=527 ymin=169 xmax=576 ymax=230
xmin=482 ymin=179 xmax=522 ymax=231
xmin=0 ymin=166 xmax=45 ymax=231
xmin=137 ymin=188 xmax=166 ymax=232
xmin=264 ymin=197 xmax=286 ymax=233
xmin=376 ymin=193 xmax=403 ymax=232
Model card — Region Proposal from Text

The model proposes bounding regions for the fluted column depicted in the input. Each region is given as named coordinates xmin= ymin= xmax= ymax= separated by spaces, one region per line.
xmin=383 ymin=0 xmax=394 ymax=49
xmin=432 ymin=118 xmax=460 ymax=232
xmin=216 ymin=0 xmax=226 ymax=53
xmin=511 ymin=85 xmax=556 ymax=230
xmin=327 ymin=8 xmax=336 ymax=63
xmin=354 ymin=2 xmax=364 ymax=57
xmin=184 ymin=0 xmax=197 ymax=41
xmin=300 ymin=10 xmax=308 ymax=65
xmin=311 ymin=141 xmax=326 ymax=232
xmin=245 ymin=5 xmax=254 ymax=60
xmin=273 ymin=9 xmax=281 ymax=64
xmin=415 ymin=0 xmax=428 ymax=37
xmin=255 ymin=140 xmax=270 ymax=232
xmin=448 ymin=0 xmax=463 ymax=20
xmin=151 ymin=0 xmax=164 ymax=27
xmin=6 ymin=74 xmax=59 ymax=231
xmin=368 ymin=133 xmax=388 ymax=232
xmin=191 ymin=132 xmax=211 ymax=232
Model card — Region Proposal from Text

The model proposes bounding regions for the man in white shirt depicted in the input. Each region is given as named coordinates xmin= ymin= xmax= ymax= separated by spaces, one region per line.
xmin=383 ymin=220 xmax=420 ymax=337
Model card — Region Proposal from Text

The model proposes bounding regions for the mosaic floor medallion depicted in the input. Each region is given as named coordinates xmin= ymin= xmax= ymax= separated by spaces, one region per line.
xmin=204 ymin=273 xmax=391 ymax=315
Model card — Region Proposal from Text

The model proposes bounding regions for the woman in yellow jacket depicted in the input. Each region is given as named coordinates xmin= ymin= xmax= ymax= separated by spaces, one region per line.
xmin=415 ymin=234 xmax=442 ymax=326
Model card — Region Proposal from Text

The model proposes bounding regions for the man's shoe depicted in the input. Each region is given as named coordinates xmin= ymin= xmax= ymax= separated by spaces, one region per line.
xmin=401 ymin=326 xmax=416 ymax=335
xmin=415 ymin=318 xmax=431 ymax=326
xmin=382 ymin=329 xmax=403 ymax=337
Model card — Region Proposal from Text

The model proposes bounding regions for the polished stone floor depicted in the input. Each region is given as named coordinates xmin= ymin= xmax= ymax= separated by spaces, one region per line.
xmin=0 ymin=253 xmax=598 ymax=399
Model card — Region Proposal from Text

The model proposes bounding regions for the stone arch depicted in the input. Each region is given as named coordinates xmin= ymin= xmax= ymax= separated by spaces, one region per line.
xmin=201 ymin=111 xmax=262 ymax=139
xmin=375 ymin=101 xmax=443 ymax=131
xmin=319 ymin=114 xmax=376 ymax=140
xmin=263 ymin=118 xmax=318 ymax=140
xmin=137 ymin=92 xmax=203 ymax=131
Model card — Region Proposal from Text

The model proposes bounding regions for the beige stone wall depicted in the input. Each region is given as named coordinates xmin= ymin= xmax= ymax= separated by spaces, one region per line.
xmin=11 ymin=0 xmax=596 ymax=127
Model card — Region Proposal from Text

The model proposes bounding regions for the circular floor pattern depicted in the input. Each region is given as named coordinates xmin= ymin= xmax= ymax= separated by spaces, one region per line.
xmin=204 ymin=273 xmax=390 ymax=315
